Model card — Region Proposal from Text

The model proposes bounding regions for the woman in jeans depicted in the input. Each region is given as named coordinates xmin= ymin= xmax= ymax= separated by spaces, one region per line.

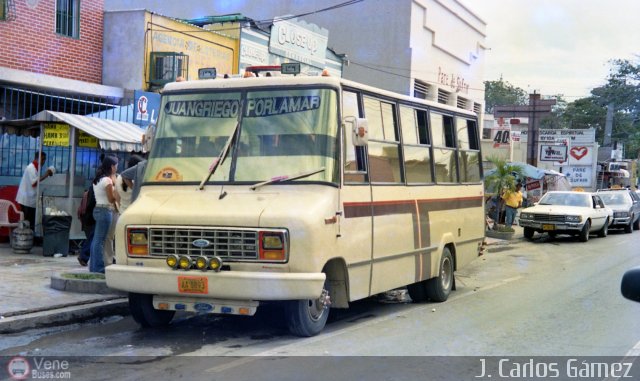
xmin=89 ymin=155 xmax=118 ymax=273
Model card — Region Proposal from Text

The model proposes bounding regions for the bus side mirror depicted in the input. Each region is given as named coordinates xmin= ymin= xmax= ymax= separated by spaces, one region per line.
xmin=344 ymin=117 xmax=368 ymax=146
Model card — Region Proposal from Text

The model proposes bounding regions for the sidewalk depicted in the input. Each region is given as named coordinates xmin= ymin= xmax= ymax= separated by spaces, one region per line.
xmin=485 ymin=225 xmax=524 ymax=245
xmin=0 ymin=243 xmax=127 ymax=334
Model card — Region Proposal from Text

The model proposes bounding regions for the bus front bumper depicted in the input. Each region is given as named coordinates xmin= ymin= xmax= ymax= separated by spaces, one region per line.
xmin=105 ymin=265 xmax=326 ymax=301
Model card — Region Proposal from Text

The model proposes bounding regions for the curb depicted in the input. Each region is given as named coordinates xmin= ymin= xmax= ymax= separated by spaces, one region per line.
xmin=50 ymin=273 xmax=127 ymax=295
xmin=0 ymin=298 xmax=129 ymax=334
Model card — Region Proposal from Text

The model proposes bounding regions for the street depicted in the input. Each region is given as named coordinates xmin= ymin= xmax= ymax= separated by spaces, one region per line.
xmin=2 ymin=230 xmax=640 ymax=379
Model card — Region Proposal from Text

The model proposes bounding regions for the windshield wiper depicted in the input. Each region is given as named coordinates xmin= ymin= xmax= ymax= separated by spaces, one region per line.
xmin=250 ymin=167 xmax=325 ymax=191
xmin=198 ymin=102 xmax=243 ymax=190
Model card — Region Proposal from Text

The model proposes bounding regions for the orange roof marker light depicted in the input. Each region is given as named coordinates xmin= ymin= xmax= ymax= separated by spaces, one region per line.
xmin=321 ymin=68 xmax=331 ymax=77
xmin=245 ymin=63 xmax=301 ymax=77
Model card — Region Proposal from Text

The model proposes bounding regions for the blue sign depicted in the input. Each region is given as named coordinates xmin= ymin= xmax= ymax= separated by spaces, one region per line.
xmin=134 ymin=90 xmax=161 ymax=126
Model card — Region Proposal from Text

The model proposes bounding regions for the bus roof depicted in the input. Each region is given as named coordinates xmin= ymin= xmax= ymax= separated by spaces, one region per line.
xmin=163 ymin=76 xmax=477 ymax=117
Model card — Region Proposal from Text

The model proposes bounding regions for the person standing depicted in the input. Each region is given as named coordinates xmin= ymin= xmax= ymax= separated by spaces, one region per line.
xmin=90 ymin=155 xmax=118 ymax=274
xmin=502 ymin=183 xmax=523 ymax=228
xmin=115 ymin=155 xmax=144 ymax=212
xmin=16 ymin=151 xmax=53 ymax=234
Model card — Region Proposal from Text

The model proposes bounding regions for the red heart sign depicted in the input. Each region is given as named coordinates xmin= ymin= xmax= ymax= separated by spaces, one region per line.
xmin=570 ymin=146 xmax=588 ymax=160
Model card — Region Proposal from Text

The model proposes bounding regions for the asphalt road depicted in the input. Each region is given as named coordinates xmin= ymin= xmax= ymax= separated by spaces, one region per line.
xmin=3 ymin=229 xmax=640 ymax=380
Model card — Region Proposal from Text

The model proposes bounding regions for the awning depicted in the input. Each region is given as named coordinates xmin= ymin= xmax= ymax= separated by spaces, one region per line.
xmin=0 ymin=110 xmax=144 ymax=151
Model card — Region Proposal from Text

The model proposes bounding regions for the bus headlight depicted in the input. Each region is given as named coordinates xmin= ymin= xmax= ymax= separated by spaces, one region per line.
xmin=259 ymin=231 xmax=286 ymax=261
xmin=127 ymin=228 xmax=149 ymax=256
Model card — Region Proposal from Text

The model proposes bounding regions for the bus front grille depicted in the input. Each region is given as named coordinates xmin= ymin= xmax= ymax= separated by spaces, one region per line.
xmin=148 ymin=228 xmax=259 ymax=260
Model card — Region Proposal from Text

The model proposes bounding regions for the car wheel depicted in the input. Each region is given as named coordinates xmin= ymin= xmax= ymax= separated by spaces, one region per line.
xmin=578 ymin=220 xmax=590 ymax=242
xmin=129 ymin=293 xmax=175 ymax=328
xmin=523 ymin=227 xmax=535 ymax=240
xmin=625 ymin=220 xmax=633 ymax=234
xmin=597 ymin=218 xmax=608 ymax=238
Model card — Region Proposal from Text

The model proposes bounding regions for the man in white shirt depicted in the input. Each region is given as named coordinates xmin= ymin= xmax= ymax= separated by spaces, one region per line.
xmin=16 ymin=152 xmax=53 ymax=232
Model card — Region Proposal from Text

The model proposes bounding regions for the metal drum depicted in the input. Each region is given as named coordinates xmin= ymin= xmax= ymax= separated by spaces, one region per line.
xmin=11 ymin=221 xmax=33 ymax=254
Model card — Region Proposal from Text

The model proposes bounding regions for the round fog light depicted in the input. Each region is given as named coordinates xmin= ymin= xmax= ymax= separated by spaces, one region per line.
xmin=166 ymin=254 xmax=179 ymax=269
xmin=195 ymin=256 xmax=208 ymax=271
xmin=207 ymin=256 xmax=223 ymax=272
xmin=178 ymin=255 xmax=192 ymax=270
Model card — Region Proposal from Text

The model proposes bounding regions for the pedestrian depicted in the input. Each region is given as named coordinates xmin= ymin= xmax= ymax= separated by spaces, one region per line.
xmin=77 ymin=185 xmax=96 ymax=266
xmin=120 ymin=155 xmax=148 ymax=203
xmin=90 ymin=155 xmax=118 ymax=273
xmin=501 ymin=183 xmax=523 ymax=228
xmin=115 ymin=155 xmax=145 ymax=212
xmin=16 ymin=151 xmax=54 ymax=235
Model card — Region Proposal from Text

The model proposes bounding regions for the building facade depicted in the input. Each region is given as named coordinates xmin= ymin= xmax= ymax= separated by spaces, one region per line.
xmin=0 ymin=0 xmax=125 ymax=120
xmin=103 ymin=0 xmax=488 ymax=116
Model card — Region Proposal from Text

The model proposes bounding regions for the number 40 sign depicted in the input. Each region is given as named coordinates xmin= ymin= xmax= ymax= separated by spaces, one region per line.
xmin=492 ymin=129 xmax=510 ymax=147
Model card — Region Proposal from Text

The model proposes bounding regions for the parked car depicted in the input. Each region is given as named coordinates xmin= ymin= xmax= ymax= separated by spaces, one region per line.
xmin=596 ymin=189 xmax=640 ymax=233
xmin=519 ymin=191 xmax=612 ymax=242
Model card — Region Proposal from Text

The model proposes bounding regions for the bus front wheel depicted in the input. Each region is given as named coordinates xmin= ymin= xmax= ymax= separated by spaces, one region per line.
xmin=129 ymin=293 xmax=175 ymax=328
xmin=284 ymin=280 xmax=331 ymax=337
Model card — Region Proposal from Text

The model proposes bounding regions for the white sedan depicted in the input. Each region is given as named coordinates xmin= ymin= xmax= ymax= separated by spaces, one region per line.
xmin=518 ymin=191 xmax=613 ymax=242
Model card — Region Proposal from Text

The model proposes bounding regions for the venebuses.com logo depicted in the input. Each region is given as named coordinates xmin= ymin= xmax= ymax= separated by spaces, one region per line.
xmin=6 ymin=356 xmax=72 ymax=380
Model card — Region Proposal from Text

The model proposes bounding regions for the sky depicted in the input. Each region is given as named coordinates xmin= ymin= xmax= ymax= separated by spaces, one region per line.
xmin=464 ymin=0 xmax=640 ymax=100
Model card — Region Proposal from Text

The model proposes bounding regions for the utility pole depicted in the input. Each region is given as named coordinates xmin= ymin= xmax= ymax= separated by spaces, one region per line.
xmin=494 ymin=92 xmax=556 ymax=166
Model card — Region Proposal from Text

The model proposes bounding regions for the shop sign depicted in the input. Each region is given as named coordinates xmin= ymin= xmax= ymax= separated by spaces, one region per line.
xmin=564 ymin=166 xmax=592 ymax=187
xmin=44 ymin=123 xmax=70 ymax=146
xmin=539 ymin=144 xmax=567 ymax=162
xmin=78 ymin=131 xmax=98 ymax=148
xmin=269 ymin=17 xmax=328 ymax=69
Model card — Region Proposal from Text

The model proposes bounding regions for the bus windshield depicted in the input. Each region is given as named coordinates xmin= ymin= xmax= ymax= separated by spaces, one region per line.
xmin=145 ymin=87 xmax=339 ymax=185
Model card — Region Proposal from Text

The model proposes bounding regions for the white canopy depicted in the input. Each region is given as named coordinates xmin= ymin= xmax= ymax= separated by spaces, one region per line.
xmin=0 ymin=110 xmax=144 ymax=151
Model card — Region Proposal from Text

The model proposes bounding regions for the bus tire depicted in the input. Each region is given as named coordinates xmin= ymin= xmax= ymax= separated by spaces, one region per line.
xmin=407 ymin=281 xmax=428 ymax=302
xmin=129 ymin=293 xmax=175 ymax=328
xmin=424 ymin=247 xmax=454 ymax=302
xmin=284 ymin=280 xmax=331 ymax=337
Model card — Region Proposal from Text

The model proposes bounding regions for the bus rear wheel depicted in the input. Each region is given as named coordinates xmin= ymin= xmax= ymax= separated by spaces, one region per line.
xmin=284 ymin=280 xmax=331 ymax=337
xmin=129 ymin=293 xmax=175 ymax=328
xmin=408 ymin=248 xmax=454 ymax=303
xmin=424 ymin=247 xmax=454 ymax=302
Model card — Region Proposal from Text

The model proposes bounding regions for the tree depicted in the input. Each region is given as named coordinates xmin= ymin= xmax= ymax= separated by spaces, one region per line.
xmin=557 ymin=57 xmax=640 ymax=156
xmin=484 ymin=77 xmax=528 ymax=114
xmin=483 ymin=156 xmax=524 ymax=229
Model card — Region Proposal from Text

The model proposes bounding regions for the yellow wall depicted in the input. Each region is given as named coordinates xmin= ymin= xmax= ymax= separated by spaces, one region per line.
xmin=144 ymin=13 xmax=239 ymax=85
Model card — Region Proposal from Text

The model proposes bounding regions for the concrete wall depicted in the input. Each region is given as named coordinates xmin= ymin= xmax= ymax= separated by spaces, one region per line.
xmin=103 ymin=10 xmax=147 ymax=90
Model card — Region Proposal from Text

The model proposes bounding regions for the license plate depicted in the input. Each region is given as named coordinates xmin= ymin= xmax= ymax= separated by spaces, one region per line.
xmin=542 ymin=224 xmax=555 ymax=231
xmin=178 ymin=276 xmax=208 ymax=294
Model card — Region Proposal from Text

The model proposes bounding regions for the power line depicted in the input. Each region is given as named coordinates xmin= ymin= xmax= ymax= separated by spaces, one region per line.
xmin=175 ymin=0 xmax=365 ymax=34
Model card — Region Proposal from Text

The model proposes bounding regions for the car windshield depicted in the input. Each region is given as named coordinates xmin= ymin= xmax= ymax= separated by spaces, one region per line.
xmin=539 ymin=192 xmax=590 ymax=207
xmin=145 ymin=87 xmax=339 ymax=185
xmin=599 ymin=192 xmax=631 ymax=206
